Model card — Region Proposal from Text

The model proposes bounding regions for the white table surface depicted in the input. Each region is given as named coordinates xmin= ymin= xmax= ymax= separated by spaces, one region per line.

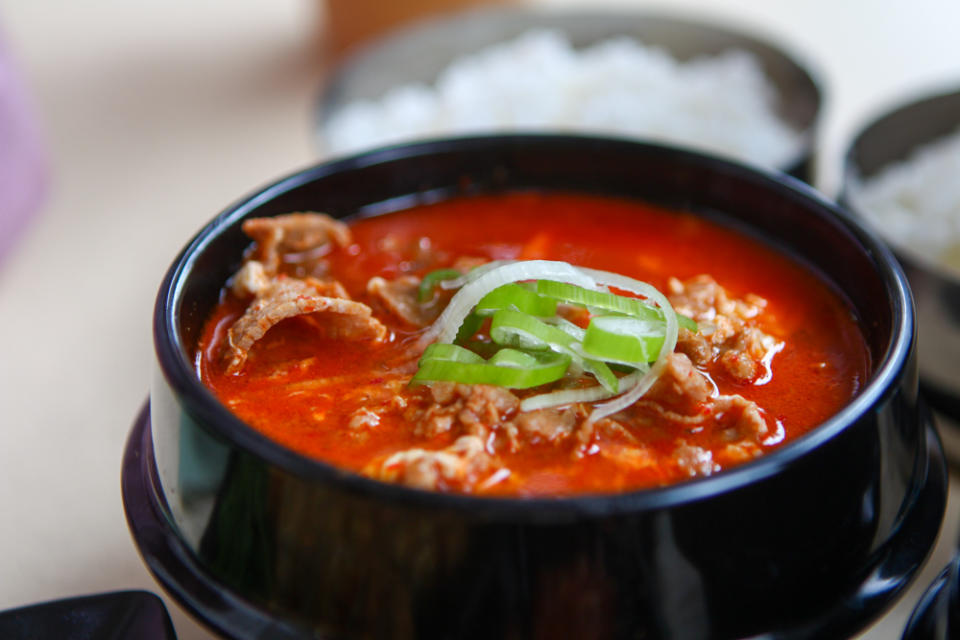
xmin=1 ymin=1 xmax=959 ymax=638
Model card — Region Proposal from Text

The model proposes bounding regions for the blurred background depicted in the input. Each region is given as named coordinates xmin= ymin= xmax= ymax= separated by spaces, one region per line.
xmin=0 ymin=0 xmax=958 ymax=638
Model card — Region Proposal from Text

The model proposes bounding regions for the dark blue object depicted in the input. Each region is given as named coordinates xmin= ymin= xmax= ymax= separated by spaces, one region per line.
xmin=132 ymin=135 xmax=947 ymax=639
xmin=902 ymin=555 xmax=960 ymax=640
xmin=0 ymin=590 xmax=176 ymax=640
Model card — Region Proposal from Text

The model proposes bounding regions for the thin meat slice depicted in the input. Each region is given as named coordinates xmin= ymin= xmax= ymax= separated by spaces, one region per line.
xmin=242 ymin=212 xmax=351 ymax=275
xmin=367 ymin=275 xmax=444 ymax=328
xmin=712 ymin=393 xmax=769 ymax=440
xmin=370 ymin=435 xmax=495 ymax=492
xmin=514 ymin=407 xmax=577 ymax=444
xmin=628 ymin=352 xmax=770 ymax=444
xmin=229 ymin=260 xmax=270 ymax=298
xmin=644 ymin=352 xmax=714 ymax=414
xmin=668 ymin=274 xmax=766 ymax=325
xmin=414 ymin=382 xmax=520 ymax=439
xmin=668 ymin=275 xmax=781 ymax=383
xmin=224 ymin=276 xmax=386 ymax=373
xmin=673 ymin=442 xmax=718 ymax=477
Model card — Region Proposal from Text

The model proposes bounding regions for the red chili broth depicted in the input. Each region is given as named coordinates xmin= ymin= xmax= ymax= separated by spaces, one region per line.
xmin=198 ymin=192 xmax=871 ymax=496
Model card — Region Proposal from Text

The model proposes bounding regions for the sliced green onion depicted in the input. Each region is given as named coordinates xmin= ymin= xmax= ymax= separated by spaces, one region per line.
xmin=537 ymin=280 xmax=661 ymax=320
xmin=417 ymin=342 xmax=483 ymax=364
xmin=475 ymin=283 xmax=558 ymax=317
xmin=454 ymin=311 xmax=484 ymax=342
xmin=581 ymin=315 xmax=666 ymax=365
xmin=490 ymin=309 xmax=618 ymax=392
xmin=537 ymin=280 xmax=697 ymax=331
xmin=412 ymin=343 xmax=570 ymax=389
xmin=418 ymin=268 xmax=463 ymax=302
xmin=420 ymin=260 xmax=598 ymax=345
xmin=577 ymin=267 xmax=681 ymax=422
xmin=415 ymin=260 xmax=688 ymax=421
xmin=520 ymin=370 xmax=644 ymax=412
xmin=544 ymin=316 xmax=586 ymax=341
xmin=489 ymin=308 xmax=562 ymax=350
xmin=487 ymin=348 xmax=538 ymax=368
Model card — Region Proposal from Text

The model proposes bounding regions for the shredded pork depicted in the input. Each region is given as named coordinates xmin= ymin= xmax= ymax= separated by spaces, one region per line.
xmin=413 ymin=382 xmax=520 ymax=439
xmin=669 ymin=275 xmax=782 ymax=383
xmin=218 ymin=218 xmax=787 ymax=491
xmin=223 ymin=276 xmax=386 ymax=373
xmin=242 ymin=212 xmax=352 ymax=277
xmin=370 ymin=435 xmax=494 ymax=491
xmin=367 ymin=275 xmax=445 ymax=328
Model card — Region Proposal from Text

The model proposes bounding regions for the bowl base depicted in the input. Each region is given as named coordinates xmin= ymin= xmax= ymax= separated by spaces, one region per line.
xmin=122 ymin=402 xmax=948 ymax=640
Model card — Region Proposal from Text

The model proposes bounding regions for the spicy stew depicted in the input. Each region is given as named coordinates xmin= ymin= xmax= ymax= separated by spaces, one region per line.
xmin=197 ymin=192 xmax=870 ymax=496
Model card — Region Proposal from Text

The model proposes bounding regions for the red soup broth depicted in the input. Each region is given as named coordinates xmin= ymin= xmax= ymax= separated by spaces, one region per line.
xmin=197 ymin=192 xmax=870 ymax=496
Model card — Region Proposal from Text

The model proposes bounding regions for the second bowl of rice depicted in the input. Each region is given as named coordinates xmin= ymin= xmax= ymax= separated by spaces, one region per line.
xmin=316 ymin=6 xmax=822 ymax=180
xmin=841 ymin=87 xmax=960 ymax=423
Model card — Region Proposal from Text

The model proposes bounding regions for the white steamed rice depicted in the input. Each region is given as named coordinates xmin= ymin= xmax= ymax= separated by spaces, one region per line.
xmin=321 ymin=29 xmax=803 ymax=169
xmin=848 ymin=126 xmax=960 ymax=272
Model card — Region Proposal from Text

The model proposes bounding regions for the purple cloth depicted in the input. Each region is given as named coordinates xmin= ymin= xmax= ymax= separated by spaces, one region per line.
xmin=0 ymin=30 xmax=46 ymax=263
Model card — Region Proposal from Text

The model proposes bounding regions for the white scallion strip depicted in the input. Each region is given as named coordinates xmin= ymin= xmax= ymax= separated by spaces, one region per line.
xmin=438 ymin=260 xmax=514 ymax=290
xmin=544 ymin=316 xmax=587 ymax=341
xmin=520 ymin=371 xmax=644 ymax=412
xmin=520 ymin=385 xmax=615 ymax=412
xmin=420 ymin=260 xmax=598 ymax=345
xmin=418 ymin=260 xmax=680 ymax=422
xmin=578 ymin=267 xmax=679 ymax=422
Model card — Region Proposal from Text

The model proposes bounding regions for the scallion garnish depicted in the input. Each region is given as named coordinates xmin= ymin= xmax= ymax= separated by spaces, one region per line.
xmin=412 ymin=343 xmax=571 ymax=388
xmin=489 ymin=309 xmax=618 ymax=393
xmin=414 ymin=260 xmax=691 ymax=420
xmin=417 ymin=268 xmax=464 ymax=302
xmin=476 ymin=282 xmax=558 ymax=317
xmin=581 ymin=315 xmax=666 ymax=365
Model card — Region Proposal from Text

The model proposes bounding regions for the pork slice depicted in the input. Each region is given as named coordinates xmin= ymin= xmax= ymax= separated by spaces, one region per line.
xmin=630 ymin=353 xmax=770 ymax=444
xmin=598 ymin=443 xmax=656 ymax=469
xmin=673 ymin=443 xmax=718 ymax=478
xmin=513 ymin=408 xmax=577 ymax=444
xmin=463 ymin=384 xmax=521 ymax=424
xmin=645 ymin=353 xmax=713 ymax=414
xmin=229 ymin=260 xmax=270 ymax=298
xmin=712 ymin=394 xmax=769 ymax=440
xmin=675 ymin=327 xmax=713 ymax=366
xmin=371 ymin=435 xmax=494 ymax=491
xmin=668 ymin=275 xmax=779 ymax=383
xmin=668 ymin=274 xmax=764 ymax=323
xmin=367 ymin=275 xmax=443 ymax=328
xmin=415 ymin=383 xmax=520 ymax=439
xmin=719 ymin=327 xmax=780 ymax=382
xmin=242 ymin=212 xmax=351 ymax=275
xmin=224 ymin=276 xmax=386 ymax=373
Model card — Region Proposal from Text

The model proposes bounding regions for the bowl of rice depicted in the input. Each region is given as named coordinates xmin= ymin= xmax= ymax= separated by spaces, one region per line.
xmin=317 ymin=6 xmax=822 ymax=180
xmin=840 ymin=87 xmax=960 ymax=421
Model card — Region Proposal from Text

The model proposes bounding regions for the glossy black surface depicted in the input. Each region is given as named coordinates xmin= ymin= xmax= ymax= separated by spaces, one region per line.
xmin=0 ymin=590 xmax=176 ymax=640
xmin=126 ymin=402 xmax=946 ymax=640
xmin=141 ymin=136 xmax=944 ymax=639
xmin=902 ymin=555 xmax=960 ymax=640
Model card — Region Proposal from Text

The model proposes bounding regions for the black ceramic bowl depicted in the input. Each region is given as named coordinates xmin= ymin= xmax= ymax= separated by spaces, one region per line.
xmin=840 ymin=88 xmax=960 ymax=424
xmin=125 ymin=136 xmax=945 ymax=640
xmin=317 ymin=7 xmax=822 ymax=181
xmin=902 ymin=554 xmax=960 ymax=640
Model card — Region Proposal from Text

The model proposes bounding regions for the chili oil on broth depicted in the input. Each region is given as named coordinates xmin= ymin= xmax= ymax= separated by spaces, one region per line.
xmin=197 ymin=192 xmax=871 ymax=497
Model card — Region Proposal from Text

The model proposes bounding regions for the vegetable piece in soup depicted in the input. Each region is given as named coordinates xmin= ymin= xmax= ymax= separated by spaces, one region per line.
xmin=197 ymin=192 xmax=870 ymax=496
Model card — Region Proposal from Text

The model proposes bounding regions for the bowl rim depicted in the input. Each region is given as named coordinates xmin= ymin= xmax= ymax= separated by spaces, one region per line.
xmin=840 ymin=85 xmax=960 ymax=281
xmin=154 ymin=134 xmax=913 ymax=518
xmin=314 ymin=5 xmax=824 ymax=173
